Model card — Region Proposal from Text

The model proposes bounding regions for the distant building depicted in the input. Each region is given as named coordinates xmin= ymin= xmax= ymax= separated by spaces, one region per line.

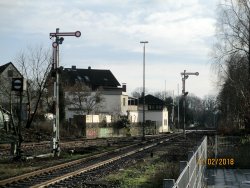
xmin=60 ymin=65 xmax=127 ymax=119
xmin=138 ymin=94 xmax=165 ymax=111
xmin=128 ymin=94 xmax=169 ymax=133
xmin=60 ymin=65 xmax=169 ymax=133
xmin=0 ymin=62 xmax=23 ymax=108
xmin=0 ymin=62 xmax=23 ymax=129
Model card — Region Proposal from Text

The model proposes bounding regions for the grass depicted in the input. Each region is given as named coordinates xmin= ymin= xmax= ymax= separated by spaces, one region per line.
xmin=104 ymin=150 xmax=180 ymax=188
xmin=0 ymin=161 xmax=40 ymax=180
xmin=103 ymin=137 xmax=198 ymax=187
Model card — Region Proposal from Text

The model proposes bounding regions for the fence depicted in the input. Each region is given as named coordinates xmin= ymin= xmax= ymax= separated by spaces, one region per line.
xmin=213 ymin=135 xmax=241 ymax=158
xmin=163 ymin=136 xmax=207 ymax=188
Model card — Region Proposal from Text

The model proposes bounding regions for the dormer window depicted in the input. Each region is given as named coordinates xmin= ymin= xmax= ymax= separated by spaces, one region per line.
xmin=77 ymin=76 xmax=82 ymax=81
xmin=84 ymin=76 xmax=90 ymax=82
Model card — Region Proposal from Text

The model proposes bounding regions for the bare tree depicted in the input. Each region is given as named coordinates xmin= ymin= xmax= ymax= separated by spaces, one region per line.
xmin=66 ymin=82 xmax=104 ymax=115
xmin=201 ymin=95 xmax=218 ymax=127
xmin=212 ymin=0 xmax=250 ymax=130
xmin=15 ymin=45 xmax=52 ymax=128
xmin=212 ymin=0 xmax=250 ymax=87
xmin=152 ymin=91 xmax=173 ymax=100
xmin=213 ymin=0 xmax=250 ymax=65
xmin=131 ymin=87 xmax=148 ymax=98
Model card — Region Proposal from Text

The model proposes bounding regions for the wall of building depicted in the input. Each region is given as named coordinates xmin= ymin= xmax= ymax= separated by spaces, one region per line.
xmin=128 ymin=111 xmax=139 ymax=123
xmin=127 ymin=108 xmax=169 ymax=133
xmin=64 ymin=89 xmax=126 ymax=119
xmin=85 ymin=114 xmax=111 ymax=123
xmin=0 ymin=64 xmax=22 ymax=105
xmin=120 ymin=92 xmax=128 ymax=115
xmin=127 ymin=105 xmax=138 ymax=111
xmin=101 ymin=92 xmax=128 ymax=115
xmin=64 ymin=84 xmax=168 ymax=134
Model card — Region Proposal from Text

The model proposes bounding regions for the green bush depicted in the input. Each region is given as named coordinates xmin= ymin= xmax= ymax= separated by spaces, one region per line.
xmin=112 ymin=116 xmax=131 ymax=129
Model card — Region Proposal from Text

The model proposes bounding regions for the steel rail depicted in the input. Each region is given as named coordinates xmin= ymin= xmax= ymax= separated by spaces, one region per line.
xmin=0 ymin=134 xmax=180 ymax=186
xmin=0 ymin=140 xmax=137 ymax=186
xmin=31 ymin=134 xmax=182 ymax=188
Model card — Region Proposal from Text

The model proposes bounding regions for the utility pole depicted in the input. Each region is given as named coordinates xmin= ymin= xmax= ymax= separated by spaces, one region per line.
xmin=171 ymin=90 xmax=175 ymax=129
xmin=50 ymin=28 xmax=81 ymax=156
xmin=140 ymin=41 xmax=148 ymax=141
xmin=12 ymin=77 xmax=26 ymax=159
xmin=180 ymin=70 xmax=199 ymax=137
xmin=177 ymin=84 xmax=180 ymax=131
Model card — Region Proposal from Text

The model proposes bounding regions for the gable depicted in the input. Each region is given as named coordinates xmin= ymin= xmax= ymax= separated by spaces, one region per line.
xmin=0 ymin=62 xmax=12 ymax=74
xmin=0 ymin=62 xmax=23 ymax=100
xmin=0 ymin=62 xmax=22 ymax=78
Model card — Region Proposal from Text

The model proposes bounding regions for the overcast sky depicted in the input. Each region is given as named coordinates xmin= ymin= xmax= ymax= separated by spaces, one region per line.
xmin=0 ymin=0 xmax=219 ymax=98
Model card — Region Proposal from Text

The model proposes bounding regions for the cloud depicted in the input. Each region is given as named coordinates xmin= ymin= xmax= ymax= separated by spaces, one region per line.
xmin=0 ymin=0 xmax=219 ymax=98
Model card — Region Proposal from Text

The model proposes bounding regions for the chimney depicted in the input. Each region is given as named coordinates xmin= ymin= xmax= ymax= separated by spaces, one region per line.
xmin=72 ymin=65 xmax=76 ymax=70
xmin=88 ymin=66 xmax=91 ymax=70
xmin=122 ymin=83 xmax=126 ymax=92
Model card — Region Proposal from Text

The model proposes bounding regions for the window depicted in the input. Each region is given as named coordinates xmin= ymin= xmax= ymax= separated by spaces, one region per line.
xmin=164 ymin=119 xmax=168 ymax=126
xmin=7 ymin=70 xmax=13 ymax=77
xmin=123 ymin=98 xmax=126 ymax=106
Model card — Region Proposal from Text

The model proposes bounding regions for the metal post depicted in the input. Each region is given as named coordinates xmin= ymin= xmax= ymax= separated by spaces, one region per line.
xmin=140 ymin=41 xmax=148 ymax=140
xmin=50 ymin=28 xmax=81 ymax=157
xmin=52 ymin=39 xmax=57 ymax=155
xmin=183 ymin=98 xmax=186 ymax=136
xmin=56 ymin=28 xmax=60 ymax=155
xmin=177 ymin=84 xmax=180 ymax=131
xmin=182 ymin=70 xmax=186 ymax=137
xmin=180 ymin=70 xmax=199 ymax=137
xmin=172 ymin=90 xmax=175 ymax=129
xmin=163 ymin=179 xmax=175 ymax=188
xmin=16 ymin=90 xmax=23 ymax=159
xmin=179 ymin=161 xmax=188 ymax=173
xmin=143 ymin=44 xmax=145 ymax=140
xmin=52 ymin=28 xmax=60 ymax=156
xmin=52 ymin=81 xmax=56 ymax=153
xmin=215 ymin=134 xmax=218 ymax=158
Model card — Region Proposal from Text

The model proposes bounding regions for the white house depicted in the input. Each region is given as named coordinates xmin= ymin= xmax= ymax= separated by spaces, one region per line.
xmin=128 ymin=95 xmax=169 ymax=133
xmin=60 ymin=65 xmax=169 ymax=133
xmin=61 ymin=66 xmax=128 ymax=119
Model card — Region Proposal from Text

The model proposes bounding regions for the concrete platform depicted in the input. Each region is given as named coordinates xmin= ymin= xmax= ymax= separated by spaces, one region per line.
xmin=206 ymin=169 xmax=250 ymax=188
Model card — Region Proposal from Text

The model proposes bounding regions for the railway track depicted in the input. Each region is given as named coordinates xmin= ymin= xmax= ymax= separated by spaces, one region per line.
xmin=0 ymin=133 xmax=189 ymax=188
xmin=0 ymin=136 xmax=154 ymax=157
